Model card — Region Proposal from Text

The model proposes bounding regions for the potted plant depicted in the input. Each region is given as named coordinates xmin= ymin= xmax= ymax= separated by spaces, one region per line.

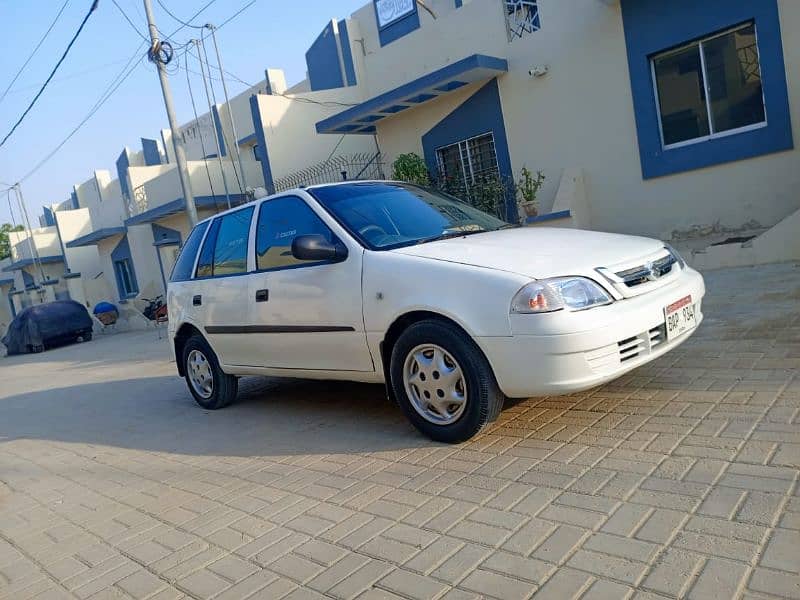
xmin=516 ymin=167 xmax=545 ymax=219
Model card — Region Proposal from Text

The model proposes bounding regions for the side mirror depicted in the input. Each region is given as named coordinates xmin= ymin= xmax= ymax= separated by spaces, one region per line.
xmin=291 ymin=234 xmax=348 ymax=262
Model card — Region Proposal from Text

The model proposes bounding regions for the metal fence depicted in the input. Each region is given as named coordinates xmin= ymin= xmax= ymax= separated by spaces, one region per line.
xmin=273 ymin=153 xmax=386 ymax=192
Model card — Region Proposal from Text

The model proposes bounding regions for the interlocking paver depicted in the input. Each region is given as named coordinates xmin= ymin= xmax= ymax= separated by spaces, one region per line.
xmin=1 ymin=263 xmax=798 ymax=599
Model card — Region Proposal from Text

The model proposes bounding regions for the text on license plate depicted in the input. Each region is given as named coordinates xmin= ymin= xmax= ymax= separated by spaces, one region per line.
xmin=664 ymin=295 xmax=696 ymax=340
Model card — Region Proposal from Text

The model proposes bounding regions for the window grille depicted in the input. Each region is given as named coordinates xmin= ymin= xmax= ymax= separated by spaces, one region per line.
xmin=505 ymin=0 xmax=540 ymax=41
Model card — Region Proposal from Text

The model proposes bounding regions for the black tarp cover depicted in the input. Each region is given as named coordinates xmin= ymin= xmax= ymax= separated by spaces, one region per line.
xmin=2 ymin=300 xmax=93 ymax=355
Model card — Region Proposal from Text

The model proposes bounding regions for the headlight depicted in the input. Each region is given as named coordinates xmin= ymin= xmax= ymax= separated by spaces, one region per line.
xmin=511 ymin=277 xmax=613 ymax=313
xmin=664 ymin=243 xmax=686 ymax=268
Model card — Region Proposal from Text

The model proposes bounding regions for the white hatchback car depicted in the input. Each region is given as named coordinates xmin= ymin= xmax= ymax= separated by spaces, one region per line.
xmin=168 ymin=181 xmax=704 ymax=442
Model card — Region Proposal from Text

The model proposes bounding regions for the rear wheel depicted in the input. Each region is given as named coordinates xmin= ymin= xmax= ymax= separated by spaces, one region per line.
xmin=390 ymin=320 xmax=504 ymax=443
xmin=183 ymin=334 xmax=238 ymax=410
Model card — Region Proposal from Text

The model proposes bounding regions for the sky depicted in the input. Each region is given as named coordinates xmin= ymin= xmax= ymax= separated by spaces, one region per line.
xmin=0 ymin=0 xmax=369 ymax=224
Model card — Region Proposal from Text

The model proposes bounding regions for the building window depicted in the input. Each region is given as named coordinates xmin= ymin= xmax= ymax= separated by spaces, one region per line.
xmin=252 ymin=144 xmax=261 ymax=162
xmin=652 ymin=22 xmax=766 ymax=149
xmin=114 ymin=259 xmax=137 ymax=297
xmin=505 ymin=0 xmax=540 ymax=41
xmin=435 ymin=132 xmax=500 ymax=193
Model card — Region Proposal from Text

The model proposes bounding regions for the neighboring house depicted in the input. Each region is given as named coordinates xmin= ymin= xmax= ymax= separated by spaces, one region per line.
xmin=2 ymin=200 xmax=106 ymax=312
xmin=311 ymin=0 xmax=798 ymax=247
xmin=0 ymin=259 xmax=14 ymax=332
xmin=66 ymin=63 xmax=377 ymax=305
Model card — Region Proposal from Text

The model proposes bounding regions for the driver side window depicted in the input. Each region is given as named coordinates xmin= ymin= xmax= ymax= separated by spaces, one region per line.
xmin=256 ymin=196 xmax=336 ymax=271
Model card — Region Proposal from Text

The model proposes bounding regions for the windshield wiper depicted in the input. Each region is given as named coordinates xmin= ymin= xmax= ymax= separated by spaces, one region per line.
xmin=414 ymin=229 xmax=488 ymax=245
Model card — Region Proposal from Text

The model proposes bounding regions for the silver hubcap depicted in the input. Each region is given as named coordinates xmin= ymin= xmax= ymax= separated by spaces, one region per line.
xmin=403 ymin=344 xmax=467 ymax=426
xmin=187 ymin=349 xmax=213 ymax=399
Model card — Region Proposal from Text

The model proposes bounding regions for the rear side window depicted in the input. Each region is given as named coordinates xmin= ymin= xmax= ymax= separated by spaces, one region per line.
xmin=256 ymin=196 xmax=335 ymax=271
xmin=196 ymin=206 xmax=254 ymax=278
xmin=169 ymin=221 xmax=208 ymax=282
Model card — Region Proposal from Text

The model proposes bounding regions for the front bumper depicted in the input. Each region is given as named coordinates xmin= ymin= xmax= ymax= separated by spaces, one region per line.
xmin=478 ymin=268 xmax=705 ymax=398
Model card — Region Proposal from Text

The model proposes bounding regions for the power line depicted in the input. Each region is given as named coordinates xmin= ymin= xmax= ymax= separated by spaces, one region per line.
xmin=0 ymin=0 xmax=71 ymax=106
xmin=111 ymin=0 xmax=150 ymax=41
xmin=0 ymin=0 xmax=100 ymax=149
xmin=184 ymin=50 xmax=216 ymax=200
xmin=216 ymin=0 xmax=257 ymax=30
xmin=2 ymin=57 xmax=137 ymax=96
xmin=198 ymin=33 xmax=243 ymax=195
xmin=179 ymin=49 xmax=358 ymax=109
xmin=156 ymin=0 xmax=204 ymax=29
xmin=17 ymin=43 xmax=146 ymax=183
xmin=165 ymin=0 xmax=219 ymax=39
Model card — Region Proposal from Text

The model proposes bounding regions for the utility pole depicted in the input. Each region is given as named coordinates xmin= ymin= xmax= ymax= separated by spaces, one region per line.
xmin=142 ymin=0 xmax=199 ymax=226
xmin=207 ymin=25 xmax=247 ymax=191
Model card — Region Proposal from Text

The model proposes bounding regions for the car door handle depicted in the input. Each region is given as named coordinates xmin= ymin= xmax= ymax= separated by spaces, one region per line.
xmin=192 ymin=295 xmax=202 ymax=306
xmin=255 ymin=289 xmax=269 ymax=302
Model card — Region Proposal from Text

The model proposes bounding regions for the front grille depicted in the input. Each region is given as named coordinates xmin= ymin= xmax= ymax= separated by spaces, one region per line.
xmin=649 ymin=324 xmax=666 ymax=349
xmin=615 ymin=254 xmax=676 ymax=288
xmin=618 ymin=334 xmax=645 ymax=362
xmin=617 ymin=324 xmax=668 ymax=364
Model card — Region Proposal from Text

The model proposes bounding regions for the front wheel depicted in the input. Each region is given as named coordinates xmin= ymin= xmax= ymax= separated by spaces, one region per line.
xmin=183 ymin=335 xmax=238 ymax=410
xmin=390 ymin=320 xmax=504 ymax=443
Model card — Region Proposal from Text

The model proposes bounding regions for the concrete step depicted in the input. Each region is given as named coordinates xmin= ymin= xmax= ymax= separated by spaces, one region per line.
xmin=684 ymin=208 xmax=800 ymax=270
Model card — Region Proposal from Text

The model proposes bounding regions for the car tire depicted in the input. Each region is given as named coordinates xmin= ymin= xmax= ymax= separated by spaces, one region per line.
xmin=183 ymin=334 xmax=238 ymax=410
xmin=390 ymin=319 xmax=504 ymax=443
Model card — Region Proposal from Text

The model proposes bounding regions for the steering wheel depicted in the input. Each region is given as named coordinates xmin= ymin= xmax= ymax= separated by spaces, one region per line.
xmin=358 ymin=224 xmax=387 ymax=241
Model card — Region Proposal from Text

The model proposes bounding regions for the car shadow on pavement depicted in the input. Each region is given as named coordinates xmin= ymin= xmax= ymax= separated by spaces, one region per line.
xmin=0 ymin=375 xmax=440 ymax=457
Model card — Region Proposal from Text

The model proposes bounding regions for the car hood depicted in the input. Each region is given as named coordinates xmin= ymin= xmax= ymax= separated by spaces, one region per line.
xmin=391 ymin=227 xmax=666 ymax=279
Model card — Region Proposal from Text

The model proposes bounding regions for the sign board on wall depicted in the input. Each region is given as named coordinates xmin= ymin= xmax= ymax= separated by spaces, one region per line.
xmin=375 ymin=0 xmax=415 ymax=28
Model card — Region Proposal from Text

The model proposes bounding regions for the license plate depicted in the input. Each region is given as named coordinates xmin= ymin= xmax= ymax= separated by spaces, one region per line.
xmin=664 ymin=295 xmax=696 ymax=341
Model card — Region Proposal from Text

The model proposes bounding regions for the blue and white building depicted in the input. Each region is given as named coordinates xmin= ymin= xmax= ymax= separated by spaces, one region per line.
xmin=295 ymin=0 xmax=799 ymax=264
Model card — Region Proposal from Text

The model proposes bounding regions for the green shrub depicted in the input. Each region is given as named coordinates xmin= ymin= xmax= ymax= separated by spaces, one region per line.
xmin=391 ymin=153 xmax=430 ymax=186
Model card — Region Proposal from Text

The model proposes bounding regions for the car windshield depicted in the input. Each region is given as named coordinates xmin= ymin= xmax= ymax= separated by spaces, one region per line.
xmin=309 ymin=182 xmax=512 ymax=250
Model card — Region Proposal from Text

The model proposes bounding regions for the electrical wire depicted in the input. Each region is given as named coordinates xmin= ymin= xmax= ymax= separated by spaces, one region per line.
xmin=198 ymin=33 xmax=243 ymax=195
xmin=178 ymin=49 xmax=358 ymax=109
xmin=215 ymin=0 xmax=258 ymax=30
xmin=3 ymin=57 xmax=137 ymax=96
xmin=156 ymin=0 xmax=204 ymax=29
xmin=111 ymin=0 xmax=150 ymax=41
xmin=165 ymin=0 xmax=219 ymax=38
xmin=185 ymin=50 xmax=216 ymax=200
xmin=6 ymin=190 xmax=19 ymax=230
xmin=0 ymin=0 xmax=100 ymax=149
xmin=322 ymin=134 xmax=347 ymax=167
xmin=0 ymin=0 xmax=71 ymax=106
xmin=17 ymin=43 xmax=147 ymax=183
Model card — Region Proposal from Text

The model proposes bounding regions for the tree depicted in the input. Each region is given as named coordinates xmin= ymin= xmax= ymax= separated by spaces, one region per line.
xmin=0 ymin=223 xmax=24 ymax=261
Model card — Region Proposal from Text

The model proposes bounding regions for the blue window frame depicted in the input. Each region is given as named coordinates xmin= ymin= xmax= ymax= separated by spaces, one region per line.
xmin=620 ymin=0 xmax=792 ymax=179
xmin=114 ymin=259 xmax=138 ymax=297
xmin=374 ymin=0 xmax=420 ymax=46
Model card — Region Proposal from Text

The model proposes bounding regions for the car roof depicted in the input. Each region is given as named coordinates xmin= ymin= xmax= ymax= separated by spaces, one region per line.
xmin=195 ymin=180 xmax=404 ymax=226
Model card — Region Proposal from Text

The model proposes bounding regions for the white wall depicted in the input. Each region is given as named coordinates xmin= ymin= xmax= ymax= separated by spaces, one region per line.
xmin=0 ymin=281 xmax=13 ymax=332
xmin=253 ymin=88 xmax=377 ymax=183
xmin=9 ymin=227 xmax=62 ymax=262
xmin=54 ymin=209 xmax=108 ymax=301
xmin=126 ymin=224 xmax=162 ymax=300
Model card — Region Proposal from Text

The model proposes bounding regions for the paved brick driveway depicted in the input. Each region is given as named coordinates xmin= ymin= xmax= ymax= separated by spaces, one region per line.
xmin=1 ymin=263 xmax=798 ymax=600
